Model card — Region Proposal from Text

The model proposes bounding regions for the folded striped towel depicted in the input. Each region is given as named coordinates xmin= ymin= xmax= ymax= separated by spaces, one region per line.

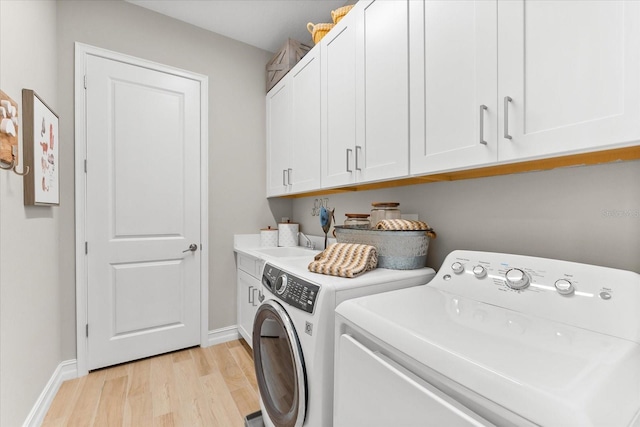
xmin=374 ymin=219 xmax=437 ymax=239
xmin=308 ymin=243 xmax=378 ymax=278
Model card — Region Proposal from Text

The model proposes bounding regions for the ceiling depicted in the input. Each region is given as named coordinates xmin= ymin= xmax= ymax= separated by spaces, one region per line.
xmin=126 ymin=0 xmax=348 ymax=53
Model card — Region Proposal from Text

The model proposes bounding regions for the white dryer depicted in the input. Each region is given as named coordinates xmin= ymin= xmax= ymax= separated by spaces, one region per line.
xmin=334 ymin=250 xmax=640 ymax=426
xmin=252 ymin=257 xmax=435 ymax=427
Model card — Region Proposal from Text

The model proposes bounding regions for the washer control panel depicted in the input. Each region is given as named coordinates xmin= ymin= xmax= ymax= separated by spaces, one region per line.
xmin=433 ymin=250 xmax=640 ymax=342
xmin=262 ymin=263 xmax=320 ymax=314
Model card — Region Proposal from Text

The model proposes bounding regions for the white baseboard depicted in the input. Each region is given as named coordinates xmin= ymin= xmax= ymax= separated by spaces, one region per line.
xmin=207 ymin=325 xmax=240 ymax=347
xmin=23 ymin=359 xmax=78 ymax=427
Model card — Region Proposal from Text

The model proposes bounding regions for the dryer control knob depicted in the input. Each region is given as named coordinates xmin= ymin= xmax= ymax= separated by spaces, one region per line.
xmin=554 ymin=279 xmax=574 ymax=296
xmin=473 ymin=265 xmax=487 ymax=278
xmin=451 ymin=262 xmax=465 ymax=274
xmin=505 ymin=268 xmax=530 ymax=290
xmin=275 ymin=274 xmax=288 ymax=295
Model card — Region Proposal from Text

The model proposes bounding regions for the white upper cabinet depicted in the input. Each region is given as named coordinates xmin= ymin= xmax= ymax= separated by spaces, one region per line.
xmin=266 ymin=78 xmax=291 ymax=196
xmin=321 ymin=9 xmax=358 ymax=188
xmin=357 ymin=0 xmax=409 ymax=183
xmin=410 ymin=0 xmax=498 ymax=174
xmin=266 ymin=48 xmax=321 ymax=197
xmin=498 ymin=0 xmax=640 ymax=161
xmin=290 ymin=48 xmax=321 ymax=193
xmin=321 ymin=0 xmax=409 ymax=188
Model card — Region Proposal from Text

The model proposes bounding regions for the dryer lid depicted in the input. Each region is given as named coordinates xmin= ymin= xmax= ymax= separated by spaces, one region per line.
xmin=336 ymin=285 xmax=640 ymax=427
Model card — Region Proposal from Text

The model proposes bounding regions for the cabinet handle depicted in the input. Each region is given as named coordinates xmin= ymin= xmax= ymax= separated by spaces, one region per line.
xmin=355 ymin=146 xmax=362 ymax=170
xmin=252 ymin=288 xmax=260 ymax=307
xmin=346 ymin=149 xmax=353 ymax=172
xmin=479 ymin=105 xmax=488 ymax=145
xmin=503 ymin=96 xmax=513 ymax=140
xmin=287 ymin=168 xmax=292 ymax=185
xmin=248 ymin=285 xmax=255 ymax=304
xmin=282 ymin=170 xmax=287 ymax=186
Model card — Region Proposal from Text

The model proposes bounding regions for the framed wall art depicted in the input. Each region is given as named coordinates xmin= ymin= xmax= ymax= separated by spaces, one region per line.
xmin=23 ymin=89 xmax=59 ymax=206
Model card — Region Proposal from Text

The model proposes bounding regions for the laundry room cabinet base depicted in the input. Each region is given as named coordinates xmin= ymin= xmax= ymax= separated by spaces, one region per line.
xmin=236 ymin=253 xmax=263 ymax=348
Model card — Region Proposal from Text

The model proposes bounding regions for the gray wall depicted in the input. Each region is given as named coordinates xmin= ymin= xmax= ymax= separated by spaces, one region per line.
xmin=293 ymin=160 xmax=640 ymax=273
xmin=0 ymin=2 xmax=61 ymax=425
xmin=56 ymin=0 xmax=290 ymax=360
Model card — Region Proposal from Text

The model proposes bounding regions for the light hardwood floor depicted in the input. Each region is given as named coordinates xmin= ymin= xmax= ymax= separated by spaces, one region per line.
xmin=42 ymin=340 xmax=260 ymax=427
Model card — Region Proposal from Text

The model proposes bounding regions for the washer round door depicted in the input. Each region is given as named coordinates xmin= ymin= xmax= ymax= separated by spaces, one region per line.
xmin=253 ymin=300 xmax=307 ymax=427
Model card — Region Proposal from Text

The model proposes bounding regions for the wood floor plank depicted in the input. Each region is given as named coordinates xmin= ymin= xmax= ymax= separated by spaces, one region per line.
xmin=65 ymin=370 xmax=106 ymax=427
xmin=229 ymin=344 xmax=259 ymax=394
xmin=200 ymin=370 xmax=245 ymax=427
xmin=41 ymin=377 xmax=80 ymax=426
xmin=150 ymin=353 xmax=178 ymax=418
xmin=190 ymin=347 xmax=216 ymax=377
xmin=173 ymin=358 xmax=216 ymax=426
xmin=43 ymin=341 xmax=260 ymax=427
xmin=93 ymin=376 xmax=128 ymax=426
xmin=209 ymin=343 xmax=249 ymax=392
xmin=153 ymin=412 xmax=177 ymax=427
xmin=231 ymin=385 xmax=261 ymax=419
xmin=127 ymin=357 xmax=151 ymax=397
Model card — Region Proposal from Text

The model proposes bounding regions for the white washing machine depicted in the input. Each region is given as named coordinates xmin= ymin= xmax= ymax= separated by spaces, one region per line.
xmin=252 ymin=256 xmax=436 ymax=427
xmin=334 ymin=250 xmax=640 ymax=427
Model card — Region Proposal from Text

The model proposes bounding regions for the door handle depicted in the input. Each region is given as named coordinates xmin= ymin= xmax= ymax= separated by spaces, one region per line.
xmin=248 ymin=286 xmax=255 ymax=304
xmin=182 ymin=243 xmax=198 ymax=253
xmin=355 ymin=146 xmax=362 ymax=170
xmin=346 ymin=149 xmax=353 ymax=173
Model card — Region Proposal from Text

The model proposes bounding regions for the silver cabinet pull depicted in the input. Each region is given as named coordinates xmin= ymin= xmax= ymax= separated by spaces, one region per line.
xmin=282 ymin=169 xmax=287 ymax=186
xmin=346 ymin=149 xmax=353 ymax=172
xmin=355 ymin=145 xmax=362 ymax=170
xmin=287 ymin=168 xmax=292 ymax=185
xmin=248 ymin=285 xmax=255 ymax=304
xmin=479 ymin=105 xmax=488 ymax=145
xmin=182 ymin=243 xmax=198 ymax=253
xmin=504 ymin=96 xmax=513 ymax=140
xmin=252 ymin=288 xmax=260 ymax=307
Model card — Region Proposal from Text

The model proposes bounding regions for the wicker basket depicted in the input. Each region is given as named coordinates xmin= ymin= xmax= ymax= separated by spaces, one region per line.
xmin=307 ymin=22 xmax=334 ymax=45
xmin=331 ymin=4 xmax=355 ymax=24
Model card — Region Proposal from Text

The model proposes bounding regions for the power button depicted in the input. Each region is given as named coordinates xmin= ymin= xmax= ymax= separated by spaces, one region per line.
xmin=599 ymin=291 xmax=612 ymax=300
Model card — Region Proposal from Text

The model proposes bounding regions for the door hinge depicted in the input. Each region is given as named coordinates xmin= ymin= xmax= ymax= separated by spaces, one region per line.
xmin=85 ymin=241 xmax=88 ymax=254
xmin=86 ymin=324 xmax=89 ymax=337
xmin=84 ymin=159 xmax=87 ymax=173
xmin=84 ymin=75 xmax=87 ymax=89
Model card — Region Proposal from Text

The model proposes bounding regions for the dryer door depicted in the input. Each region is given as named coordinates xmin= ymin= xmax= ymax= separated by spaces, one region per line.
xmin=253 ymin=299 xmax=307 ymax=427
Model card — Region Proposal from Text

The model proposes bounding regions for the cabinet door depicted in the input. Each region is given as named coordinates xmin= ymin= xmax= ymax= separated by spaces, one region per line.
xmin=498 ymin=0 xmax=640 ymax=161
xmin=237 ymin=269 xmax=260 ymax=347
xmin=290 ymin=48 xmax=321 ymax=193
xmin=410 ymin=0 xmax=498 ymax=174
xmin=321 ymin=11 xmax=358 ymax=188
xmin=357 ymin=0 xmax=410 ymax=182
xmin=266 ymin=78 xmax=292 ymax=196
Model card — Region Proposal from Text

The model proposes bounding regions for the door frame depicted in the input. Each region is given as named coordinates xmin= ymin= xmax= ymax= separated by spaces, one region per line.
xmin=74 ymin=43 xmax=209 ymax=376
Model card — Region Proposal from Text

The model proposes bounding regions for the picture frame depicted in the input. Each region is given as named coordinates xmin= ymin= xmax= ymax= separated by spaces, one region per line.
xmin=22 ymin=89 xmax=59 ymax=206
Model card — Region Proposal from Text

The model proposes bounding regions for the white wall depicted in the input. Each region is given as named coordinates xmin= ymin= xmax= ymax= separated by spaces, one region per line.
xmin=56 ymin=0 xmax=291 ymax=360
xmin=293 ymin=160 xmax=640 ymax=273
xmin=0 ymin=2 xmax=61 ymax=426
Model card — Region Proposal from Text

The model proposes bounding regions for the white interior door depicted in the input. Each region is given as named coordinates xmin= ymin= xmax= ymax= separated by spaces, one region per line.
xmin=84 ymin=54 xmax=202 ymax=370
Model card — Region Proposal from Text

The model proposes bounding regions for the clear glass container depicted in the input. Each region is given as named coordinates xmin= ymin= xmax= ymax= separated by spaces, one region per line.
xmin=370 ymin=202 xmax=401 ymax=227
xmin=344 ymin=213 xmax=370 ymax=229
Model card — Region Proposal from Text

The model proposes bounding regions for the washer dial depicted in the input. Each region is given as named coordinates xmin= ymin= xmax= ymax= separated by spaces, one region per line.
xmin=473 ymin=265 xmax=487 ymax=278
xmin=504 ymin=268 xmax=530 ymax=290
xmin=451 ymin=262 xmax=465 ymax=274
xmin=554 ymin=279 xmax=575 ymax=296
xmin=275 ymin=274 xmax=288 ymax=295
